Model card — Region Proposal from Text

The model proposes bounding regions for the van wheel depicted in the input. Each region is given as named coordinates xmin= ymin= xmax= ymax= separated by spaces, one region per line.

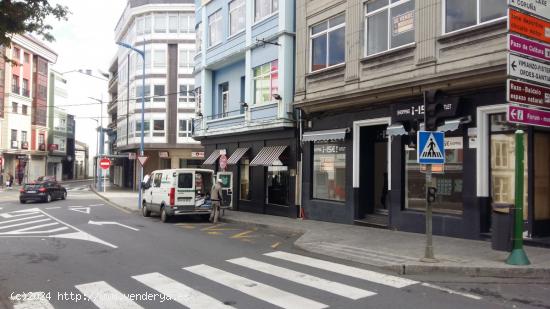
xmin=160 ymin=207 xmax=169 ymax=223
xmin=142 ymin=202 xmax=151 ymax=217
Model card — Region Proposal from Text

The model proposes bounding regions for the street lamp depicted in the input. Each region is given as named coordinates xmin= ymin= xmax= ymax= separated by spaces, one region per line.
xmin=117 ymin=41 xmax=145 ymax=209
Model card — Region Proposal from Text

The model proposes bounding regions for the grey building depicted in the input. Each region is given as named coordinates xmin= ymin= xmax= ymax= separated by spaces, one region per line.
xmin=294 ymin=0 xmax=550 ymax=241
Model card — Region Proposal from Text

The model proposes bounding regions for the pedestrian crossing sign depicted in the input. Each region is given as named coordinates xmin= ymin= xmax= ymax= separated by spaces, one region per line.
xmin=417 ymin=131 xmax=445 ymax=164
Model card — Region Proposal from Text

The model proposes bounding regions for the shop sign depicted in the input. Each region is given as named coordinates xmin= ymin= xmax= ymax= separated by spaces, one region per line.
xmin=507 ymin=104 xmax=550 ymax=127
xmin=508 ymin=53 xmax=550 ymax=86
xmin=444 ymin=137 xmax=463 ymax=150
xmin=219 ymin=155 xmax=228 ymax=170
xmin=392 ymin=102 xmax=424 ymax=122
xmin=128 ymin=152 xmax=137 ymax=160
xmin=17 ymin=155 xmax=28 ymax=161
xmin=191 ymin=151 xmax=205 ymax=158
xmin=159 ymin=151 xmax=169 ymax=158
xmin=392 ymin=11 xmax=414 ymax=35
xmin=313 ymin=144 xmax=346 ymax=154
xmin=509 ymin=0 xmax=550 ymax=21
xmin=508 ymin=34 xmax=550 ymax=62
xmin=507 ymin=79 xmax=550 ymax=107
xmin=509 ymin=9 xmax=550 ymax=44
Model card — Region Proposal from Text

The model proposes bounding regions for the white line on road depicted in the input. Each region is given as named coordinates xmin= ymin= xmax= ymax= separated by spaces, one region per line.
xmin=88 ymin=204 xmax=104 ymax=207
xmin=45 ymin=207 xmax=61 ymax=210
xmin=133 ymin=272 xmax=233 ymax=309
xmin=228 ymin=257 xmax=376 ymax=300
xmin=0 ymin=218 xmax=51 ymax=230
xmin=265 ymin=251 xmax=418 ymax=288
xmin=75 ymin=281 xmax=144 ymax=309
xmin=184 ymin=264 xmax=328 ymax=309
xmin=13 ymin=295 xmax=55 ymax=309
xmin=0 ymin=214 xmax=45 ymax=225
xmin=88 ymin=221 xmax=139 ymax=231
xmin=421 ymin=283 xmax=482 ymax=300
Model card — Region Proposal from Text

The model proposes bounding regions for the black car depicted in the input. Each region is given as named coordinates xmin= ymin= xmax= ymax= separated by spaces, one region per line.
xmin=19 ymin=181 xmax=67 ymax=203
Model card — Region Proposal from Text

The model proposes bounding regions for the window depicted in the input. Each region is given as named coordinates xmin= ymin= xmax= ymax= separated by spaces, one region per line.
xmin=22 ymin=79 xmax=29 ymax=97
xmin=153 ymin=173 xmax=162 ymax=187
xmin=154 ymin=14 xmax=167 ymax=33
xmin=153 ymin=85 xmax=165 ymax=102
xmin=230 ymin=0 xmax=246 ymax=35
xmin=178 ymin=173 xmax=193 ymax=188
xmin=21 ymin=131 xmax=27 ymax=142
xmin=196 ymin=22 xmax=203 ymax=52
xmin=39 ymin=134 xmax=45 ymax=145
xmin=11 ymin=129 xmax=17 ymax=143
xmin=209 ymin=10 xmax=223 ymax=47
xmin=267 ymin=169 xmax=289 ymax=205
xmin=144 ymin=15 xmax=152 ymax=34
xmin=169 ymin=15 xmax=179 ymax=33
xmin=153 ymin=49 xmax=166 ymax=68
xmin=136 ymin=84 xmax=151 ymax=101
xmin=179 ymin=84 xmax=195 ymax=103
xmin=136 ymin=120 xmax=150 ymax=136
xmin=219 ymin=83 xmax=229 ymax=117
xmin=12 ymin=102 xmax=18 ymax=113
xmin=311 ymin=14 xmax=345 ymax=72
xmin=136 ymin=16 xmax=144 ymax=35
xmin=179 ymin=48 xmax=194 ymax=68
xmin=312 ymin=142 xmax=346 ymax=201
xmin=12 ymin=75 xmax=19 ymax=94
xmin=153 ymin=120 xmax=165 ymax=136
xmin=38 ymin=85 xmax=47 ymax=100
xmin=240 ymin=158 xmax=250 ymax=200
xmin=179 ymin=13 xmax=193 ymax=33
xmin=195 ymin=87 xmax=202 ymax=114
xmin=365 ymin=0 xmax=415 ymax=56
xmin=24 ymin=53 xmax=30 ymax=63
xmin=60 ymin=139 xmax=66 ymax=151
xmin=255 ymin=0 xmax=278 ymax=22
xmin=38 ymin=60 xmax=47 ymax=75
xmin=12 ymin=47 xmax=20 ymax=62
xmin=144 ymin=48 xmax=151 ymax=69
xmin=445 ymin=0 xmax=506 ymax=33
xmin=22 ymin=105 xmax=27 ymax=115
xmin=179 ymin=119 xmax=192 ymax=137
xmin=253 ymin=60 xmax=278 ymax=105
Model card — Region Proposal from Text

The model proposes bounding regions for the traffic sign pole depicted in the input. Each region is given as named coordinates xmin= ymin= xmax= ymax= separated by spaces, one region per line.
xmin=421 ymin=164 xmax=438 ymax=263
xmin=506 ymin=130 xmax=531 ymax=265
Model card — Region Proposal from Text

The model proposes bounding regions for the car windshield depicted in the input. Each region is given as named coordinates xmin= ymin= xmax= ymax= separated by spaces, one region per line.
xmin=24 ymin=184 xmax=43 ymax=190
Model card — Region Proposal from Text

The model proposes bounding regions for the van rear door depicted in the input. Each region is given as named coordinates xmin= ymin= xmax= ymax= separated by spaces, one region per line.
xmin=176 ymin=171 xmax=195 ymax=210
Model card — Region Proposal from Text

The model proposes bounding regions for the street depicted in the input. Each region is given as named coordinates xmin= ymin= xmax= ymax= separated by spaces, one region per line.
xmin=0 ymin=182 xmax=547 ymax=309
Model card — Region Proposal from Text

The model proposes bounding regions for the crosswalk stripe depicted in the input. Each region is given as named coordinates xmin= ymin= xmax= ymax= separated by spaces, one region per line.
xmin=184 ymin=264 xmax=328 ymax=309
xmin=227 ymin=257 xmax=376 ymax=300
xmin=13 ymin=296 xmax=54 ymax=309
xmin=0 ymin=214 xmax=45 ymax=225
xmin=132 ymin=272 xmax=233 ymax=309
xmin=0 ymin=218 xmax=51 ymax=230
xmin=76 ymin=281 xmax=144 ymax=309
xmin=265 ymin=251 xmax=418 ymax=288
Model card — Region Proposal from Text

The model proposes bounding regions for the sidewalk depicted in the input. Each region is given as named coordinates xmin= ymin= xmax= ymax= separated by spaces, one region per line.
xmin=92 ymin=187 xmax=550 ymax=278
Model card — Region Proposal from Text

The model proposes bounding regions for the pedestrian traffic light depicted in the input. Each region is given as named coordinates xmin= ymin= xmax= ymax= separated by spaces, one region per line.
xmin=427 ymin=186 xmax=437 ymax=203
xmin=424 ymin=90 xmax=444 ymax=131
xmin=402 ymin=120 xmax=419 ymax=148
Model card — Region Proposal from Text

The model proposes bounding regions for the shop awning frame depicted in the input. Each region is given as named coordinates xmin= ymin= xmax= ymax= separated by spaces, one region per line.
xmin=302 ymin=128 xmax=349 ymax=142
xmin=202 ymin=149 xmax=222 ymax=165
xmin=250 ymin=146 xmax=287 ymax=166
xmin=227 ymin=148 xmax=249 ymax=165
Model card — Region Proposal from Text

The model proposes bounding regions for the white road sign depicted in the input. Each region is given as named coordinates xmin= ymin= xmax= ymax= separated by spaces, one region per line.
xmin=509 ymin=0 xmax=550 ymax=20
xmin=508 ymin=54 xmax=550 ymax=86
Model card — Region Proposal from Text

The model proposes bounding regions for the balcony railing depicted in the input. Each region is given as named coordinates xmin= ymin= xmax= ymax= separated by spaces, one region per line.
xmin=207 ymin=109 xmax=243 ymax=121
xmin=21 ymin=141 xmax=29 ymax=149
xmin=22 ymin=88 xmax=30 ymax=97
xmin=12 ymin=85 xmax=19 ymax=94
xmin=38 ymin=143 xmax=46 ymax=151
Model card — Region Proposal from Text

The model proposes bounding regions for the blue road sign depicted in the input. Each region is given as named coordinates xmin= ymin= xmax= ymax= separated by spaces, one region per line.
xmin=418 ymin=131 xmax=445 ymax=164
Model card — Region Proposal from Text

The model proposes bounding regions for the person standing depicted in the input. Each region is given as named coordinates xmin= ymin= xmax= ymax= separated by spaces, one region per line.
xmin=8 ymin=173 xmax=14 ymax=189
xmin=209 ymin=179 xmax=223 ymax=224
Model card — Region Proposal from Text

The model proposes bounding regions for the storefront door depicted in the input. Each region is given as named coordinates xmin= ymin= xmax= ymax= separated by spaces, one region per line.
xmin=533 ymin=130 xmax=550 ymax=236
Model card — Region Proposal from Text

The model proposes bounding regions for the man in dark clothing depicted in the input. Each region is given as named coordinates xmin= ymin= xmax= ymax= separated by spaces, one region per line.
xmin=210 ymin=179 xmax=223 ymax=224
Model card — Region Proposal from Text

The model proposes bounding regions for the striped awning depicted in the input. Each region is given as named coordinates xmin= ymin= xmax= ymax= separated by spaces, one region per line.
xmin=202 ymin=149 xmax=222 ymax=165
xmin=227 ymin=148 xmax=249 ymax=165
xmin=302 ymin=128 xmax=349 ymax=142
xmin=250 ymin=146 xmax=287 ymax=166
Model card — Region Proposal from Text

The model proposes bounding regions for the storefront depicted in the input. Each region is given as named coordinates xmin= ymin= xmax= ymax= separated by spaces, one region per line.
xmin=301 ymin=86 xmax=550 ymax=240
xmin=199 ymin=128 xmax=298 ymax=218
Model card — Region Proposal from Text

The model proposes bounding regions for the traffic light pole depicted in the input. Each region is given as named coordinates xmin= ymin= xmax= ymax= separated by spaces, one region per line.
xmin=422 ymin=164 xmax=438 ymax=262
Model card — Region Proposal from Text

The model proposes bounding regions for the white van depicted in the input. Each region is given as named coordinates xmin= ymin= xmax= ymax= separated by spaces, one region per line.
xmin=141 ymin=168 xmax=215 ymax=222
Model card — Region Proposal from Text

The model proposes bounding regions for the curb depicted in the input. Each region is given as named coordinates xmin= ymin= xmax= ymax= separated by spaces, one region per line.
xmin=89 ymin=186 xmax=138 ymax=214
xmin=222 ymin=215 xmax=550 ymax=279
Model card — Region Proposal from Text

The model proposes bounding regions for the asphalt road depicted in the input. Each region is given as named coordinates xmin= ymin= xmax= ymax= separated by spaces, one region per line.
xmin=0 ymin=183 xmax=548 ymax=309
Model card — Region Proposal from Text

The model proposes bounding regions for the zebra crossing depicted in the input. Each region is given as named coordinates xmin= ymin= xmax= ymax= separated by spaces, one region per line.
xmin=0 ymin=208 xmax=74 ymax=236
xmin=10 ymin=251 xmax=445 ymax=309
xmin=65 ymin=186 xmax=90 ymax=192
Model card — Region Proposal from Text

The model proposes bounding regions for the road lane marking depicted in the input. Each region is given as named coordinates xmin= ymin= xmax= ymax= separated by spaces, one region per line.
xmin=200 ymin=224 xmax=239 ymax=232
xmin=207 ymin=231 xmax=222 ymax=235
xmin=0 ymin=214 xmax=45 ymax=225
xmin=0 ymin=209 xmax=41 ymax=218
xmin=75 ymin=281 xmax=145 ymax=309
xmin=0 ymin=218 xmax=51 ymax=230
xmin=69 ymin=207 xmax=91 ymax=214
xmin=88 ymin=204 xmax=104 ymax=207
xmin=175 ymin=223 xmax=196 ymax=229
xmin=271 ymin=242 xmax=281 ymax=249
xmin=13 ymin=295 xmax=54 ymax=309
xmin=45 ymin=207 xmax=61 ymax=210
xmin=88 ymin=220 xmax=139 ymax=231
xmin=421 ymin=283 xmax=482 ymax=300
xmin=265 ymin=251 xmax=418 ymax=288
xmin=184 ymin=264 xmax=328 ymax=309
xmin=227 ymin=257 xmax=376 ymax=300
xmin=230 ymin=230 xmax=256 ymax=239
xmin=133 ymin=272 xmax=233 ymax=309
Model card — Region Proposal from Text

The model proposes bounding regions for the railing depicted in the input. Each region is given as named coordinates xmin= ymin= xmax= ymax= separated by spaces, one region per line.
xmin=12 ymin=85 xmax=19 ymax=94
xmin=207 ymin=109 xmax=243 ymax=120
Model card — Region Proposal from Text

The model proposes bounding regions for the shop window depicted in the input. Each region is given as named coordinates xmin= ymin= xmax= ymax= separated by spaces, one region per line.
xmin=405 ymin=134 xmax=464 ymax=214
xmin=312 ymin=141 xmax=346 ymax=201
xmin=240 ymin=158 xmax=250 ymax=200
xmin=253 ymin=60 xmax=278 ymax=105
xmin=267 ymin=168 xmax=289 ymax=205
xmin=365 ymin=0 xmax=415 ymax=56
xmin=310 ymin=14 xmax=345 ymax=72
xmin=444 ymin=0 xmax=506 ymax=33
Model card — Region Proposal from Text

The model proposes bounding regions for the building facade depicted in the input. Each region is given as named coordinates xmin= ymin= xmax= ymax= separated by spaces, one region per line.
xmin=294 ymin=0 xmax=550 ymax=240
xmin=193 ymin=0 xmax=298 ymax=217
xmin=47 ymin=70 xmax=69 ymax=181
xmin=111 ymin=0 xmax=202 ymax=189
xmin=0 ymin=35 xmax=57 ymax=184
xmin=74 ymin=140 xmax=89 ymax=180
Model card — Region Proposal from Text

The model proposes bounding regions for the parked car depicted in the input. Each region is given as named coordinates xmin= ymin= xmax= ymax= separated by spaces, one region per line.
xmin=19 ymin=181 xmax=67 ymax=203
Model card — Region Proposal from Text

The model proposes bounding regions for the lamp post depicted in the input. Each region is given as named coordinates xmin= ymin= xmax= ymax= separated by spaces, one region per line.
xmin=117 ymin=41 xmax=145 ymax=209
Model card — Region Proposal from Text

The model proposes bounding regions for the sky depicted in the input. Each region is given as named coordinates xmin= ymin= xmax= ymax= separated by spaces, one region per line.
xmin=44 ymin=0 xmax=127 ymax=175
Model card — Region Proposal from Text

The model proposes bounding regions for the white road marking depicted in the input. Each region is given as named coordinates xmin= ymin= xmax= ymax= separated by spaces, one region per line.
xmin=88 ymin=204 xmax=104 ymax=207
xmin=0 ymin=208 xmax=41 ymax=218
xmin=0 ymin=218 xmax=51 ymax=230
xmin=0 ymin=214 xmax=45 ymax=225
xmin=13 ymin=296 xmax=54 ymax=309
xmin=75 ymin=281 xmax=144 ymax=309
xmin=227 ymin=257 xmax=376 ymax=300
xmin=45 ymin=207 xmax=61 ymax=210
xmin=88 ymin=221 xmax=139 ymax=231
xmin=265 ymin=251 xmax=418 ymax=288
xmin=184 ymin=264 xmax=328 ymax=309
xmin=69 ymin=207 xmax=90 ymax=214
xmin=421 ymin=283 xmax=482 ymax=300
xmin=132 ymin=272 xmax=233 ymax=309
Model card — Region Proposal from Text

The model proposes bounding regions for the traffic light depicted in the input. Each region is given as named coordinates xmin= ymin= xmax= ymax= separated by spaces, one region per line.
xmin=427 ymin=187 xmax=437 ymax=203
xmin=424 ymin=90 xmax=444 ymax=131
xmin=402 ymin=120 xmax=419 ymax=148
